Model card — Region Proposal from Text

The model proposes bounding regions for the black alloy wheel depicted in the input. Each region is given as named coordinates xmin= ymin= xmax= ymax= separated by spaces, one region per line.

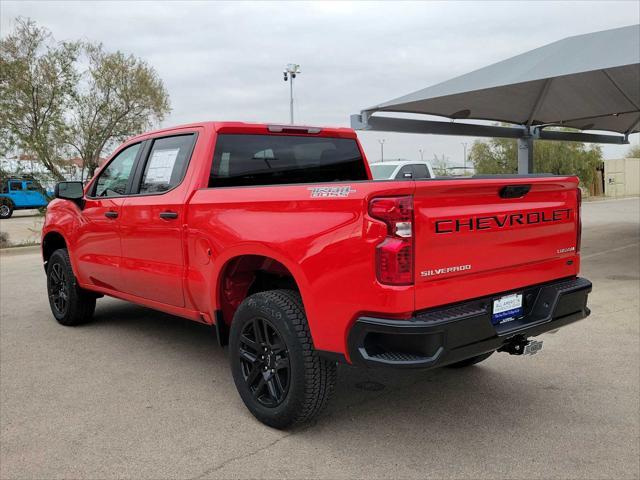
xmin=48 ymin=261 xmax=69 ymax=316
xmin=46 ymin=249 xmax=96 ymax=326
xmin=229 ymin=289 xmax=337 ymax=429
xmin=238 ymin=317 xmax=291 ymax=407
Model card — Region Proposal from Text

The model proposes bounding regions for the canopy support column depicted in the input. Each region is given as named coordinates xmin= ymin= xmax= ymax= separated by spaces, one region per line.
xmin=517 ymin=134 xmax=534 ymax=174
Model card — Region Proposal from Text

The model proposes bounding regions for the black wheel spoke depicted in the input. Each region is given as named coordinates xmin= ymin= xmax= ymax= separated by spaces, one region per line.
xmin=260 ymin=321 xmax=271 ymax=346
xmin=246 ymin=364 xmax=261 ymax=387
xmin=274 ymin=357 xmax=288 ymax=370
xmin=50 ymin=267 xmax=61 ymax=284
xmin=253 ymin=319 xmax=265 ymax=344
xmin=240 ymin=334 xmax=258 ymax=351
xmin=266 ymin=376 xmax=279 ymax=399
xmin=252 ymin=377 xmax=266 ymax=399
xmin=273 ymin=372 xmax=285 ymax=394
xmin=239 ymin=348 xmax=257 ymax=364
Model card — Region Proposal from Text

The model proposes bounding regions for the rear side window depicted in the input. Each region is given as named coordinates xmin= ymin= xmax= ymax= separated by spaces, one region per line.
xmin=396 ymin=165 xmax=414 ymax=179
xmin=9 ymin=181 xmax=23 ymax=191
xmin=139 ymin=134 xmax=196 ymax=194
xmin=412 ymin=164 xmax=431 ymax=179
xmin=209 ymin=134 xmax=367 ymax=187
xmin=369 ymin=164 xmax=397 ymax=180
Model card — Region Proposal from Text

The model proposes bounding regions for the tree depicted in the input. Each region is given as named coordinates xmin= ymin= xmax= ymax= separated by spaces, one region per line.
xmin=627 ymin=144 xmax=640 ymax=158
xmin=0 ymin=18 xmax=79 ymax=180
xmin=1 ymin=18 xmax=171 ymax=180
xmin=469 ymin=136 xmax=603 ymax=187
xmin=67 ymin=44 xmax=170 ymax=178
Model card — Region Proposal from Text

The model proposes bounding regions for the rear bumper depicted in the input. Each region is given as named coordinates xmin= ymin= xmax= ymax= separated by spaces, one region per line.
xmin=347 ymin=277 xmax=592 ymax=368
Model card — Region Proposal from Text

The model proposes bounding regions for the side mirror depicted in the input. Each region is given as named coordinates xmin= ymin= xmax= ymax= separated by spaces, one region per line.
xmin=54 ymin=181 xmax=84 ymax=200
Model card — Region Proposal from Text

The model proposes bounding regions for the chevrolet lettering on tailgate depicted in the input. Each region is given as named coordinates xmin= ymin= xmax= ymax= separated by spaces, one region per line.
xmin=435 ymin=209 xmax=572 ymax=234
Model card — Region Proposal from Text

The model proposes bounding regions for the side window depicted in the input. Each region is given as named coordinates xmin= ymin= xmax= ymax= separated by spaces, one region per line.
xmin=26 ymin=182 xmax=40 ymax=191
xmin=0 ymin=182 xmax=7 ymax=194
xmin=411 ymin=164 xmax=431 ymax=179
xmin=9 ymin=181 xmax=23 ymax=191
xmin=139 ymin=134 xmax=196 ymax=194
xmin=94 ymin=143 xmax=140 ymax=197
xmin=396 ymin=166 xmax=413 ymax=179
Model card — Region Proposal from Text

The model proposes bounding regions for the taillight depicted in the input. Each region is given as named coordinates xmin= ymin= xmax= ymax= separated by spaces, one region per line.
xmin=576 ymin=187 xmax=582 ymax=253
xmin=369 ymin=196 xmax=414 ymax=285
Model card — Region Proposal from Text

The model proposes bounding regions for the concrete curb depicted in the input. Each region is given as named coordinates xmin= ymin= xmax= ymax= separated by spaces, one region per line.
xmin=0 ymin=245 xmax=41 ymax=257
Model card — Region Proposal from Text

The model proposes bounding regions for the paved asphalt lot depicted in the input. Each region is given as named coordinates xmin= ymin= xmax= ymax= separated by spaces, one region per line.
xmin=1 ymin=198 xmax=638 ymax=479
xmin=0 ymin=210 xmax=43 ymax=246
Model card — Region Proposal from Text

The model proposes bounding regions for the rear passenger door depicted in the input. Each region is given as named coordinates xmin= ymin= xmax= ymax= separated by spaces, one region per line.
xmin=119 ymin=133 xmax=197 ymax=307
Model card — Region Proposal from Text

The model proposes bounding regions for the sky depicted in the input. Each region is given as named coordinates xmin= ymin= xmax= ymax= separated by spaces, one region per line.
xmin=1 ymin=0 xmax=639 ymax=166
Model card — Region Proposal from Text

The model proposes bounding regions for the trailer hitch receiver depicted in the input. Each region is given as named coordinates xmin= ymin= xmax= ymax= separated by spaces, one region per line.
xmin=499 ymin=336 xmax=543 ymax=356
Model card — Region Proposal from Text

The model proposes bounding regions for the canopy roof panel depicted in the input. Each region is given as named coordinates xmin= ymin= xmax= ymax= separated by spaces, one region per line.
xmin=368 ymin=25 xmax=640 ymax=134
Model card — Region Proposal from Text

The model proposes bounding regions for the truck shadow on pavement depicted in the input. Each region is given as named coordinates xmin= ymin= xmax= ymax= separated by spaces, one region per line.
xmin=88 ymin=298 xmax=545 ymax=433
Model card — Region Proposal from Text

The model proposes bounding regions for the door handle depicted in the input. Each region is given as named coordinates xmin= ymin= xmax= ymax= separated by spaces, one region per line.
xmin=159 ymin=211 xmax=178 ymax=220
xmin=104 ymin=211 xmax=118 ymax=219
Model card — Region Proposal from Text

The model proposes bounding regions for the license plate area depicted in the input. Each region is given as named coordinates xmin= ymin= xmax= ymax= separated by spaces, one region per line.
xmin=492 ymin=293 xmax=523 ymax=325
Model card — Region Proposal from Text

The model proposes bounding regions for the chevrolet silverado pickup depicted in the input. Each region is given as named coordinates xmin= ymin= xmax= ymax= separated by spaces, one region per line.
xmin=42 ymin=122 xmax=591 ymax=428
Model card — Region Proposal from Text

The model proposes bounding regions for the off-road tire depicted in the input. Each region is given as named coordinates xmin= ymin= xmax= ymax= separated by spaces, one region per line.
xmin=47 ymin=248 xmax=96 ymax=326
xmin=0 ymin=199 xmax=13 ymax=219
xmin=229 ymin=289 xmax=337 ymax=429
xmin=447 ymin=351 xmax=494 ymax=368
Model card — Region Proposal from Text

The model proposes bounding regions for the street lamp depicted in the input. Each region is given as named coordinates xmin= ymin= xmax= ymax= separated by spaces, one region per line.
xmin=418 ymin=148 xmax=424 ymax=161
xmin=283 ymin=63 xmax=301 ymax=124
xmin=378 ymin=139 xmax=386 ymax=162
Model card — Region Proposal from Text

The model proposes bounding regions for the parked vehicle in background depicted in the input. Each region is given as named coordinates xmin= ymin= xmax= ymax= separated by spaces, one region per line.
xmin=42 ymin=121 xmax=591 ymax=428
xmin=447 ymin=166 xmax=476 ymax=177
xmin=0 ymin=177 xmax=49 ymax=219
xmin=369 ymin=160 xmax=435 ymax=180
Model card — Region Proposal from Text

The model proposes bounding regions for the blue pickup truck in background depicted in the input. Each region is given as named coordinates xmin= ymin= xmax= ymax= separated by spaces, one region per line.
xmin=0 ymin=177 xmax=50 ymax=219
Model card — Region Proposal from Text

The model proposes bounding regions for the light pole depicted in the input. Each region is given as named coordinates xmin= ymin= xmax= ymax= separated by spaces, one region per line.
xmin=283 ymin=63 xmax=301 ymax=124
xmin=461 ymin=142 xmax=468 ymax=170
xmin=378 ymin=139 xmax=386 ymax=162
xmin=418 ymin=148 xmax=424 ymax=161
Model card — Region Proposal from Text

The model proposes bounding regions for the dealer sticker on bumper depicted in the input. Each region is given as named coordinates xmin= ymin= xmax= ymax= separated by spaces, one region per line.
xmin=492 ymin=293 xmax=523 ymax=325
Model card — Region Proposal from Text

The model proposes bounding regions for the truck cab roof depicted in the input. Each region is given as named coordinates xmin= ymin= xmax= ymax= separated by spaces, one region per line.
xmin=128 ymin=122 xmax=357 ymax=142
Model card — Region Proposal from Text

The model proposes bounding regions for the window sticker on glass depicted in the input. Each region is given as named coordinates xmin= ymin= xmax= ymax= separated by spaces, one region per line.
xmin=145 ymin=148 xmax=180 ymax=184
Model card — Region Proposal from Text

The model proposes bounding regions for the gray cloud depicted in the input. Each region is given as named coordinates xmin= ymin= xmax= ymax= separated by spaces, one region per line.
xmin=2 ymin=0 xmax=638 ymax=163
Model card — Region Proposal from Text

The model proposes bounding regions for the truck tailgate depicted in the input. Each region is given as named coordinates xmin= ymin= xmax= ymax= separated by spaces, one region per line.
xmin=413 ymin=176 xmax=580 ymax=310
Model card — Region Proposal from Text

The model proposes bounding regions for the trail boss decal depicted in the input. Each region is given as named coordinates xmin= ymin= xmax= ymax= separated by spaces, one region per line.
xmin=435 ymin=208 xmax=572 ymax=234
xmin=308 ymin=186 xmax=356 ymax=198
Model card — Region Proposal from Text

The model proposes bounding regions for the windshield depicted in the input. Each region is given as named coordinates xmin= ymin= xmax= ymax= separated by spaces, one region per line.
xmin=369 ymin=164 xmax=397 ymax=180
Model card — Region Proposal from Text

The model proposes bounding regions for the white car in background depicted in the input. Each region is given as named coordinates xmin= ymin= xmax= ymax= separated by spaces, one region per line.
xmin=369 ymin=160 xmax=435 ymax=180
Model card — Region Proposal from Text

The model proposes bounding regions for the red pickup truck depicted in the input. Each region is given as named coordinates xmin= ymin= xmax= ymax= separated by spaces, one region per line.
xmin=42 ymin=122 xmax=591 ymax=428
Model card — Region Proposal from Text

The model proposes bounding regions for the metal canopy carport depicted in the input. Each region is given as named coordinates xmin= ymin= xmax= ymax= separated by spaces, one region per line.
xmin=351 ymin=24 xmax=640 ymax=173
